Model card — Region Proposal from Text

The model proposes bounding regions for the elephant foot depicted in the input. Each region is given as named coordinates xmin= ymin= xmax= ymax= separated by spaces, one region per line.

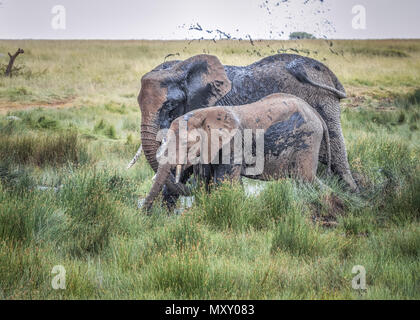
xmin=162 ymin=185 xmax=180 ymax=211
xmin=342 ymin=172 xmax=359 ymax=193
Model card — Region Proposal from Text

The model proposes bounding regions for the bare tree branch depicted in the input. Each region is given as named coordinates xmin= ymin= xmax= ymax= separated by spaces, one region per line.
xmin=5 ymin=48 xmax=24 ymax=77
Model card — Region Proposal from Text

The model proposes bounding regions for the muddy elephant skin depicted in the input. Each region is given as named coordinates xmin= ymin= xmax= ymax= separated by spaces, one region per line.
xmin=135 ymin=54 xmax=357 ymax=207
xmin=143 ymin=93 xmax=331 ymax=211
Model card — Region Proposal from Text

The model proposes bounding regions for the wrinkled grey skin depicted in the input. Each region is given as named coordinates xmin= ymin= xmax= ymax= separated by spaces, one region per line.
xmin=136 ymin=54 xmax=357 ymax=208
xmin=143 ymin=93 xmax=332 ymax=212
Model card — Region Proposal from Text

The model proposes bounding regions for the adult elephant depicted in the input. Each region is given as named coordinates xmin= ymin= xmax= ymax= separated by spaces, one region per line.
xmin=130 ymin=54 xmax=357 ymax=207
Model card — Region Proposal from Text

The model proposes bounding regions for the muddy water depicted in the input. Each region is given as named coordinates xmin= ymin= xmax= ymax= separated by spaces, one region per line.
xmin=243 ymin=178 xmax=268 ymax=197
xmin=139 ymin=178 xmax=268 ymax=213
xmin=175 ymin=178 xmax=268 ymax=213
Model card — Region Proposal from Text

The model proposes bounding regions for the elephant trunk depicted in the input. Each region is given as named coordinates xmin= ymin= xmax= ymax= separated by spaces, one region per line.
xmin=141 ymin=123 xmax=161 ymax=172
xmin=143 ymin=162 xmax=173 ymax=211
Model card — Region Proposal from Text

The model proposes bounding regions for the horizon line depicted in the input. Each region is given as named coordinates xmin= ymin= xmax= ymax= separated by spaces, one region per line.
xmin=1 ymin=38 xmax=420 ymax=41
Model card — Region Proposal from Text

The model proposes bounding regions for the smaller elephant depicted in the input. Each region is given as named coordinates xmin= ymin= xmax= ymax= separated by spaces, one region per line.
xmin=143 ymin=93 xmax=331 ymax=212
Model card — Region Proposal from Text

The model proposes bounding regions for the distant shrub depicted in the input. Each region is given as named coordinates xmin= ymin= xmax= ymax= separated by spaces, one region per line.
xmin=289 ymin=32 xmax=316 ymax=40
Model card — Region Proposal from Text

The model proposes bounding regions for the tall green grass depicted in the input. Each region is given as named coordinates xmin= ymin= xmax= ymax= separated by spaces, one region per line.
xmin=0 ymin=40 xmax=419 ymax=299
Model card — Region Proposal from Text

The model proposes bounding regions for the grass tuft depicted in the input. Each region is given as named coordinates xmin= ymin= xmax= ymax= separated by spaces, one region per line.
xmin=0 ymin=131 xmax=86 ymax=167
xmin=57 ymin=171 xmax=120 ymax=257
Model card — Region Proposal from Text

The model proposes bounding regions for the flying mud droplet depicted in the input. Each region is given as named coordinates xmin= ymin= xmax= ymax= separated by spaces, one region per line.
xmin=168 ymin=0 xmax=343 ymax=61
xmin=164 ymin=53 xmax=180 ymax=61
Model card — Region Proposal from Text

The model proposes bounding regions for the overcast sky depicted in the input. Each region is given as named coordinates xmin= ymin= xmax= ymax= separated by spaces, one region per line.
xmin=1 ymin=0 xmax=419 ymax=40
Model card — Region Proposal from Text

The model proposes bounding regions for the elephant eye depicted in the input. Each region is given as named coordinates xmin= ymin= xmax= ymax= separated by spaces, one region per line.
xmin=167 ymin=84 xmax=186 ymax=103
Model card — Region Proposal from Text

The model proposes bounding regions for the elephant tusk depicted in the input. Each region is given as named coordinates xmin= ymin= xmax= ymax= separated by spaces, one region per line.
xmin=127 ymin=144 xmax=142 ymax=169
xmin=152 ymin=174 xmax=156 ymax=181
xmin=175 ymin=165 xmax=182 ymax=184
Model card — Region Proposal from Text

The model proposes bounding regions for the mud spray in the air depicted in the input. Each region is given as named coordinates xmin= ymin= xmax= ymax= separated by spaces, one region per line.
xmin=163 ymin=0 xmax=344 ymax=62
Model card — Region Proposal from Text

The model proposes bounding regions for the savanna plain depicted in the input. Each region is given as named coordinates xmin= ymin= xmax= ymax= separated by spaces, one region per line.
xmin=0 ymin=39 xmax=419 ymax=299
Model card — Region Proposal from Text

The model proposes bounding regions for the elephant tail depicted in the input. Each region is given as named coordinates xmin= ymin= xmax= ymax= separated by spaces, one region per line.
xmin=286 ymin=58 xmax=347 ymax=100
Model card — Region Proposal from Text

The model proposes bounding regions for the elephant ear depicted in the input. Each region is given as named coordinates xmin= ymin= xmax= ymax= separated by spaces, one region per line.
xmin=201 ymin=108 xmax=239 ymax=164
xmin=175 ymin=55 xmax=231 ymax=109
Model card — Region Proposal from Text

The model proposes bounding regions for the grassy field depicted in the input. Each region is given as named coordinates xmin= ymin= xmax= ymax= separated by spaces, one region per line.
xmin=0 ymin=39 xmax=419 ymax=299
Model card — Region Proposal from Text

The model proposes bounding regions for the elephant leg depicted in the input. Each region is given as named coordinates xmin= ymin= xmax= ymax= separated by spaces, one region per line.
xmin=213 ymin=164 xmax=241 ymax=185
xmin=162 ymin=166 xmax=194 ymax=210
xmin=161 ymin=185 xmax=180 ymax=211
xmin=317 ymin=100 xmax=358 ymax=191
xmin=329 ymin=121 xmax=358 ymax=191
xmin=193 ymin=164 xmax=212 ymax=191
